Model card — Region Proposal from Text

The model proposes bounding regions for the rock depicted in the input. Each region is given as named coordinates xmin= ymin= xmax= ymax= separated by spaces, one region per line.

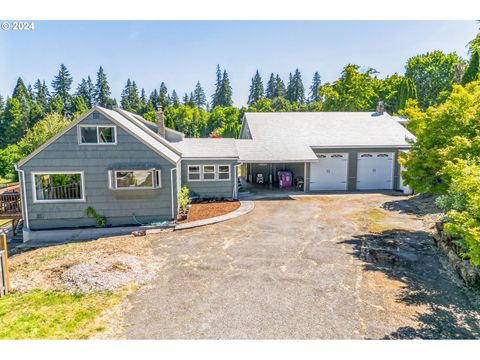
xmin=132 ymin=230 xmax=146 ymax=237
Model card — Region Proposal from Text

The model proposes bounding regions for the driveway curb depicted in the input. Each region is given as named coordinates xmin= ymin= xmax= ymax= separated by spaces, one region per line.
xmin=174 ymin=201 xmax=254 ymax=231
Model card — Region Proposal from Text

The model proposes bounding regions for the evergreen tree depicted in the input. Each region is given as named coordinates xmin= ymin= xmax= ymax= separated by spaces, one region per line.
xmin=158 ymin=82 xmax=169 ymax=109
xmin=182 ymin=92 xmax=189 ymax=105
xmin=266 ymin=73 xmax=277 ymax=99
xmin=94 ymin=66 xmax=112 ymax=108
xmin=286 ymin=69 xmax=305 ymax=104
xmin=49 ymin=95 xmax=64 ymax=114
xmin=70 ymin=96 xmax=89 ymax=119
xmin=211 ymin=64 xmax=223 ymax=108
xmin=140 ymin=88 xmax=147 ymax=106
xmin=33 ymin=79 xmax=50 ymax=111
xmin=51 ymin=64 xmax=73 ymax=113
xmin=149 ymin=89 xmax=159 ymax=109
xmin=120 ymin=79 xmax=142 ymax=113
xmin=1 ymin=98 xmax=24 ymax=147
xmin=247 ymin=70 xmax=264 ymax=105
xmin=274 ymin=74 xmax=286 ymax=98
xmin=12 ymin=77 xmax=31 ymax=103
xmin=170 ymin=90 xmax=180 ymax=107
xmin=309 ymin=71 xmax=322 ymax=102
xmin=193 ymin=81 xmax=207 ymax=108
xmin=395 ymin=77 xmax=417 ymax=112
xmin=461 ymin=49 xmax=480 ymax=85
xmin=76 ymin=76 xmax=95 ymax=108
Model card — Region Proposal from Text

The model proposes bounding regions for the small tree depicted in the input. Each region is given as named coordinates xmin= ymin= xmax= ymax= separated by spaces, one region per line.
xmin=177 ymin=186 xmax=191 ymax=217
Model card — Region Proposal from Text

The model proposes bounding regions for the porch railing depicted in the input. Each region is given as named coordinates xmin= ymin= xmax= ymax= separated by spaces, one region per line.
xmin=0 ymin=193 xmax=21 ymax=217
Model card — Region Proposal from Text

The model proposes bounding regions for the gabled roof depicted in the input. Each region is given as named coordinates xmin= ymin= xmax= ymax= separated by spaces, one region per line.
xmin=243 ymin=112 xmax=415 ymax=147
xmin=17 ymin=106 xmax=181 ymax=167
xmin=175 ymin=138 xmax=238 ymax=159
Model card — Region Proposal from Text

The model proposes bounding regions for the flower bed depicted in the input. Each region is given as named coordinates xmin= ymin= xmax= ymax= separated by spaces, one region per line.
xmin=177 ymin=201 xmax=240 ymax=224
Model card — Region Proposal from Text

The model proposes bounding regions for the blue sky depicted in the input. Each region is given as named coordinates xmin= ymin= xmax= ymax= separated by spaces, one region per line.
xmin=0 ymin=21 xmax=478 ymax=106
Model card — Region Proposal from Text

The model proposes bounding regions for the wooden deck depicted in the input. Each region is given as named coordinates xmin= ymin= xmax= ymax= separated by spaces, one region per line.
xmin=0 ymin=186 xmax=22 ymax=235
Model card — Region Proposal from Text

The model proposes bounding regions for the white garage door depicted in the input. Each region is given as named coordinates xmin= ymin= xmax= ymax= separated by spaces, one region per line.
xmin=310 ymin=153 xmax=348 ymax=191
xmin=357 ymin=152 xmax=394 ymax=190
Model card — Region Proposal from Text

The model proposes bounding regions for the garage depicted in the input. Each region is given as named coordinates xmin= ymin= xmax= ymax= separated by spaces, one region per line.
xmin=310 ymin=153 xmax=348 ymax=191
xmin=356 ymin=152 xmax=394 ymax=190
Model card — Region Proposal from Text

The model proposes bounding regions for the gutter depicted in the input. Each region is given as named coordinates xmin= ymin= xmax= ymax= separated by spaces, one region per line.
xmin=170 ymin=167 xmax=176 ymax=220
xmin=14 ymin=164 xmax=29 ymax=230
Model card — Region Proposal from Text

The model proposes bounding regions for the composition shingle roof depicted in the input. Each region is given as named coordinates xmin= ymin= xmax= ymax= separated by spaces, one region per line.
xmin=237 ymin=111 xmax=415 ymax=162
xmin=175 ymin=138 xmax=238 ymax=158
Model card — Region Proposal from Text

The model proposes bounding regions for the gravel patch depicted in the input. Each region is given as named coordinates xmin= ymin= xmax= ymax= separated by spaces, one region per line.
xmin=60 ymin=255 xmax=159 ymax=292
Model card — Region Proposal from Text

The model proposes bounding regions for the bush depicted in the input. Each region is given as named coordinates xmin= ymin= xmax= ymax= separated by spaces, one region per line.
xmin=440 ymin=160 xmax=480 ymax=265
xmin=177 ymin=186 xmax=190 ymax=215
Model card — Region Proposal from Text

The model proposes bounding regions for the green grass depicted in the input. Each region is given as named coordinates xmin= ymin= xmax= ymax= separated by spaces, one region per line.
xmin=0 ymin=176 xmax=15 ymax=185
xmin=0 ymin=289 xmax=122 ymax=339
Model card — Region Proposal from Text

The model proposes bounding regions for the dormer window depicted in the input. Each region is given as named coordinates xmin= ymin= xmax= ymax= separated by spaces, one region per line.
xmin=78 ymin=125 xmax=116 ymax=145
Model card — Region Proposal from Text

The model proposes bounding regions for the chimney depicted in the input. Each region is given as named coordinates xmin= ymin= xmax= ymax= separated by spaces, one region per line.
xmin=376 ymin=101 xmax=385 ymax=115
xmin=156 ymin=106 xmax=165 ymax=138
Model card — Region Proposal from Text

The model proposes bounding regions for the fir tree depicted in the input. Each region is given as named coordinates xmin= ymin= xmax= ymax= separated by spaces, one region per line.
xmin=149 ymin=89 xmax=159 ymax=109
xmin=51 ymin=64 xmax=72 ymax=112
xmin=33 ymin=79 xmax=50 ymax=111
xmin=140 ymin=88 xmax=147 ymax=106
xmin=247 ymin=70 xmax=264 ymax=105
xmin=461 ymin=49 xmax=480 ymax=85
xmin=158 ymin=82 xmax=169 ymax=109
xmin=286 ymin=69 xmax=305 ymax=104
xmin=266 ymin=73 xmax=276 ymax=99
xmin=193 ymin=81 xmax=207 ymax=108
xmin=94 ymin=66 xmax=112 ymax=108
xmin=170 ymin=90 xmax=180 ymax=107
xmin=211 ymin=64 xmax=223 ymax=108
xmin=1 ymin=98 xmax=25 ymax=147
xmin=217 ymin=69 xmax=233 ymax=107
xmin=274 ymin=74 xmax=286 ymax=98
xmin=309 ymin=71 xmax=321 ymax=102
xmin=76 ymin=76 xmax=95 ymax=108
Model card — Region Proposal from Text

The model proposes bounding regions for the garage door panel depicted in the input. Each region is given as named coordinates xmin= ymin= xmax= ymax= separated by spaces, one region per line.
xmin=357 ymin=152 xmax=394 ymax=190
xmin=310 ymin=153 xmax=348 ymax=191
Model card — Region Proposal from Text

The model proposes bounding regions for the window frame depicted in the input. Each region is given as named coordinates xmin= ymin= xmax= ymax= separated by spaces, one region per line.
xmin=110 ymin=169 xmax=162 ymax=190
xmin=31 ymin=171 xmax=86 ymax=204
xmin=78 ymin=124 xmax=117 ymax=145
xmin=187 ymin=165 xmax=201 ymax=182
xmin=202 ymin=165 xmax=216 ymax=181
xmin=217 ymin=164 xmax=231 ymax=181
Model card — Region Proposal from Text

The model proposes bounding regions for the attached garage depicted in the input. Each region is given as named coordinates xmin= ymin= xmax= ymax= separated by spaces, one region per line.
xmin=356 ymin=152 xmax=394 ymax=190
xmin=309 ymin=153 xmax=348 ymax=191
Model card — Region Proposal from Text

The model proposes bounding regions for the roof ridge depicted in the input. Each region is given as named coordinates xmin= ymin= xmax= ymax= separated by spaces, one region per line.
xmin=113 ymin=108 xmax=182 ymax=156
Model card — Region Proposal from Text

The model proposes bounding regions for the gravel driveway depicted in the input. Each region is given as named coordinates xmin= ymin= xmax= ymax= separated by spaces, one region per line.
xmin=124 ymin=193 xmax=480 ymax=339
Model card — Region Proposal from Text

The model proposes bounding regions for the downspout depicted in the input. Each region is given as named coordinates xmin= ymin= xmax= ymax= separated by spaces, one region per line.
xmin=170 ymin=167 xmax=176 ymax=220
xmin=14 ymin=164 xmax=29 ymax=230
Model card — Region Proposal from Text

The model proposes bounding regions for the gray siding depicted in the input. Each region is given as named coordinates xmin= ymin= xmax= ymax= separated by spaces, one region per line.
xmin=181 ymin=159 xmax=238 ymax=199
xmin=21 ymin=111 xmax=176 ymax=230
xmin=312 ymin=148 xmax=407 ymax=191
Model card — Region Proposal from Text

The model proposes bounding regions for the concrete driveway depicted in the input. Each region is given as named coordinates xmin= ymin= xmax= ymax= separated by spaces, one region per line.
xmin=124 ymin=193 xmax=480 ymax=339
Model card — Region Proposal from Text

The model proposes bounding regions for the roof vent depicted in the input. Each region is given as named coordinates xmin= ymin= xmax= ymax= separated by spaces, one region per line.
xmin=376 ymin=101 xmax=385 ymax=115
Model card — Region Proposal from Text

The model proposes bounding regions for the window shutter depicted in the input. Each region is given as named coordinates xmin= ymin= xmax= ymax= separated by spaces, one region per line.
xmin=155 ymin=170 xmax=162 ymax=188
xmin=108 ymin=170 xmax=115 ymax=189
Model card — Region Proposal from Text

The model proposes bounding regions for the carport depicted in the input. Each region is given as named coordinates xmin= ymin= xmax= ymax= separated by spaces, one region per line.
xmin=240 ymin=162 xmax=308 ymax=191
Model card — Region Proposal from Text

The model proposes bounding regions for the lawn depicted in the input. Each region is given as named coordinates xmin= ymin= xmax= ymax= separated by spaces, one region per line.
xmin=0 ymin=289 xmax=122 ymax=339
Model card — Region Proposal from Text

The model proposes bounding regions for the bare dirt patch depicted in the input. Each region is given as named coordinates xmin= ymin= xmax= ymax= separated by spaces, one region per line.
xmin=9 ymin=235 xmax=160 ymax=293
xmin=179 ymin=201 xmax=240 ymax=223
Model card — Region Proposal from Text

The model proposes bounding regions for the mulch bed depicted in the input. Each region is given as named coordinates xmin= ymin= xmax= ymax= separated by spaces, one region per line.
xmin=179 ymin=201 xmax=241 ymax=224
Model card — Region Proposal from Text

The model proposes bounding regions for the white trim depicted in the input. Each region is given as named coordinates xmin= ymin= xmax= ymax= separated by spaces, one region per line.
xmin=217 ymin=164 xmax=231 ymax=181
xmin=202 ymin=165 xmax=216 ymax=181
xmin=112 ymin=169 xmax=161 ymax=190
xmin=78 ymin=124 xmax=117 ymax=145
xmin=187 ymin=165 xmax=201 ymax=182
xmin=14 ymin=165 xmax=29 ymax=230
xmin=311 ymin=145 xmax=412 ymax=149
xmin=31 ymin=171 xmax=86 ymax=203
xmin=181 ymin=157 xmax=239 ymax=161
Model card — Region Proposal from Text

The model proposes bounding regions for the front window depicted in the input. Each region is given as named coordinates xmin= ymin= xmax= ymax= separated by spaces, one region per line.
xmin=33 ymin=172 xmax=84 ymax=202
xmin=115 ymin=170 xmax=153 ymax=189
xmin=79 ymin=125 xmax=116 ymax=144
xmin=218 ymin=165 xmax=231 ymax=180
xmin=203 ymin=165 xmax=215 ymax=180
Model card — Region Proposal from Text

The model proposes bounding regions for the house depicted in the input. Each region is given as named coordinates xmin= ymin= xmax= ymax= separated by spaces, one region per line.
xmin=15 ymin=104 xmax=414 ymax=241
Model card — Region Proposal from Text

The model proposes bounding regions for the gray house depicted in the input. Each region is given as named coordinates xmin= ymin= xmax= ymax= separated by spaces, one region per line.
xmin=16 ymin=105 xmax=414 ymax=241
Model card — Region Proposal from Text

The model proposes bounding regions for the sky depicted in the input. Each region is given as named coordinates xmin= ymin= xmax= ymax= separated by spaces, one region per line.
xmin=0 ymin=21 xmax=478 ymax=106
